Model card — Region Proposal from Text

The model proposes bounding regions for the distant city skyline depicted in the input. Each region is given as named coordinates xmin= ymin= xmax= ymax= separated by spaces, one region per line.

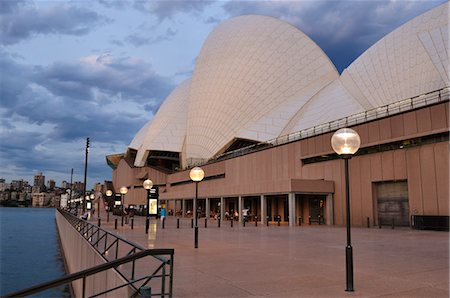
xmin=0 ymin=0 xmax=445 ymax=187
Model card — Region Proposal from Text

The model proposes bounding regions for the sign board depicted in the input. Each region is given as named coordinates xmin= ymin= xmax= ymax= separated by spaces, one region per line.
xmin=147 ymin=186 xmax=159 ymax=216
xmin=148 ymin=199 xmax=158 ymax=216
xmin=86 ymin=201 xmax=92 ymax=210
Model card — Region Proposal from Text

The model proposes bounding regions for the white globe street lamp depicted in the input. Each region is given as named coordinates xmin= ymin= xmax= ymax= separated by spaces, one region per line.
xmin=119 ymin=186 xmax=128 ymax=226
xmin=331 ymin=127 xmax=360 ymax=292
xmin=106 ymin=190 xmax=113 ymax=222
xmin=190 ymin=167 xmax=204 ymax=248
xmin=143 ymin=179 xmax=153 ymax=234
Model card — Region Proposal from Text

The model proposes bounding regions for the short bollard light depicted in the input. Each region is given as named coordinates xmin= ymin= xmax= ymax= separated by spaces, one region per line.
xmin=255 ymin=216 xmax=258 ymax=227
xmin=177 ymin=218 xmax=180 ymax=229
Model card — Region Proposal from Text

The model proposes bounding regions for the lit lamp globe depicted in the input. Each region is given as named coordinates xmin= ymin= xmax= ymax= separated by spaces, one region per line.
xmin=189 ymin=167 xmax=205 ymax=182
xmin=90 ymin=193 xmax=95 ymax=200
xmin=106 ymin=190 xmax=113 ymax=197
xmin=143 ymin=179 xmax=153 ymax=190
xmin=119 ymin=186 xmax=128 ymax=195
xmin=331 ymin=128 xmax=361 ymax=156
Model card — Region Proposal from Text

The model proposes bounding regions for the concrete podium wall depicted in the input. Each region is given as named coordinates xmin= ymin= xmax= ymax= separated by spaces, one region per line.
xmin=56 ymin=211 xmax=133 ymax=297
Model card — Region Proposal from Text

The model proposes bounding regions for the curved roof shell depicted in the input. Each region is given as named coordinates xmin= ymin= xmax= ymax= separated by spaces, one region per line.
xmin=185 ymin=15 xmax=339 ymax=161
xmin=130 ymin=79 xmax=191 ymax=167
xmin=127 ymin=3 xmax=449 ymax=167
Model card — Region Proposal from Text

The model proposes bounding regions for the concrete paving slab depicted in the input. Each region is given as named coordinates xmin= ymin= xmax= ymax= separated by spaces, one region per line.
xmin=96 ymin=213 xmax=449 ymax=297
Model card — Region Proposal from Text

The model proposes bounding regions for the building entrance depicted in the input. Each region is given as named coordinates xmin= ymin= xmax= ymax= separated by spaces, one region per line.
xmin=309 ymin=196 xmax=325 ymax=224
xmin=374 ymin=181 xmax=410 ymax=226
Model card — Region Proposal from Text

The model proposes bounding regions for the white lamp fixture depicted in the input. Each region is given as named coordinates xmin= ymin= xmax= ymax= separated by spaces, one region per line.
xmin=331 ymin=128 xmax=361 ymax=156
xmin=189 ymin=167 xmax=205 ymax=182
xmin=119 ymin=186 xmax=128 ymax=195
xmin=143 ymin=179 xmax=153 ymax=190
xmin=90 ymin=193 xmax=95 ymax=200
xmin=106 ymin=190 xmax=112 ymax=197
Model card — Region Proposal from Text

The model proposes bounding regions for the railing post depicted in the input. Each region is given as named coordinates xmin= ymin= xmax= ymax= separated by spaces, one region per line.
xmin=82 ymin=276 xmax=86 ymax=298
xmin=115 ymin=218 xmax=117 ymax=230
xmin=139 ymin=286 xmax=151 ymax=298
xmin=161 ymin=263 xmax=166 ymax=296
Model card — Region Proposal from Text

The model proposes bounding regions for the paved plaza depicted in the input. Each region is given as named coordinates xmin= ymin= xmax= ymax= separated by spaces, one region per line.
xmin=99 ymin=213 xmax=449 ymax=297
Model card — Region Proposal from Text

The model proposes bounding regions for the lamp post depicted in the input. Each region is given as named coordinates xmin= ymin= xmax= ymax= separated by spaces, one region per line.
xmin=331 ymin=127 xmax=361 ymax=292
xmin=190 ymin=166 xmax=204 ymax=249
xmin=119 ymin=186 xmax=128 ymax=226
xmin=106 ymin=190 xmax=112 ymax=222
xmin=143 ymin=179 xmax=153 ymax=234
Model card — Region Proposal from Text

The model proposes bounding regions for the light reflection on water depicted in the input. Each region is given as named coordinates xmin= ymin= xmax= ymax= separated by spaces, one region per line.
xmin=0 ymin=207 xmax=70 ymax=297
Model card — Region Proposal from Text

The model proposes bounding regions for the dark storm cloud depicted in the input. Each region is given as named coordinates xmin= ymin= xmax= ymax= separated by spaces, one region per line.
xmin=0 ymin=1 xmax=105 ymax=45
xmin=134 ymin=0 xmax=215 ymax=20
xmin=221 ymin=0 xmax=447 ymax=73
xmin=35 ymin=54 xmax=174 ymax=105
xmin=0 ymin=50 xmax=173 ymax=183
xmin=0 ymin=51 xmax=173 ymax=134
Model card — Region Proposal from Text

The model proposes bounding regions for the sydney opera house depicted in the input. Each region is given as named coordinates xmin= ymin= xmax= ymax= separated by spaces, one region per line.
xmin=107 ymin=3 xmax=449 ymax=228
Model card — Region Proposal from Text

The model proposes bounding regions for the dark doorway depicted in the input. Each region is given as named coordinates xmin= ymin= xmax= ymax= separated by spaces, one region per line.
xmin=309 ymin=196 xmax=325 ymax=224
xmin=374 ymin=181 xmax=409 ymax=226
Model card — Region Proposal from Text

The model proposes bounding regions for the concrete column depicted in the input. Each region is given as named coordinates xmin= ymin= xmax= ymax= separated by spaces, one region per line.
xmin=238 ymin=196 xmax=243 ymax=222
xmin=206 ymin=198 xmax=210 ymax=219
xmin=220 ymin=197 xmax=224 ymax=221
xmin=288 ymin=193 xmax=296 ymax=226
xmin=182 ymin=199 xmax=186 ymax=218
xmin=260 ymin=195 xmax=266 ymax=225
xmin=326 ymin=193 xmax=334 ymax=225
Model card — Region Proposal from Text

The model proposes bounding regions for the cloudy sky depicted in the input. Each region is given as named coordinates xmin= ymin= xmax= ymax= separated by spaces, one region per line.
xmin=0 ymin=0 xmax=445 ymax=188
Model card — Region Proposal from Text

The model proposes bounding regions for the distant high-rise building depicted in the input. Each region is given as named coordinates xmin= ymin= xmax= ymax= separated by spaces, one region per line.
xmin=11 ymin=179 xmax=25 ymax=191
xmin=73 ymin=181 xmax=84 ymax=192
xmin=0 ymin=179 xmax=8 ymax=192
xmin=61 ymin=180 xmax=71 ymax=189
xmin=94 ymin=182 xmax=105 ymax=193
xmin=34 ymin=172 xmax=45 ymax=188
xmin=47 ymin=179 xmax=56 ymax=190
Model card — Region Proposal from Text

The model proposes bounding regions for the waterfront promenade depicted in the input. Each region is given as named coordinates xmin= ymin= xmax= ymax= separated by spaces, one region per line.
xmin=96 ymin=211 xmax=448 ymax=297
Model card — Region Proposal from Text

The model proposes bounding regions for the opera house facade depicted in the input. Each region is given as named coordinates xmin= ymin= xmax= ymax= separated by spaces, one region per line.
xmin=107 ymin=3 xmax=449 ymax=228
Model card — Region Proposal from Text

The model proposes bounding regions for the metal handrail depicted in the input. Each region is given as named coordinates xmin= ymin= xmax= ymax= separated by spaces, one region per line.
xmin=3 ymin=249 xmax=174 ymax=298
xmin=4 ymin=209 xmax=175 ymax=297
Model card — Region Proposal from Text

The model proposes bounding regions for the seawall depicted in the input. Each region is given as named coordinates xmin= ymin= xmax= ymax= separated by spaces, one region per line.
xmin=55 ymin=210 xmax=133 ymax=297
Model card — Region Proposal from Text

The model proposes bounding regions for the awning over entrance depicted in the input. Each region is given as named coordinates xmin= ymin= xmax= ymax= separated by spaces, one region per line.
xmin=290 ymin=179 xmax=334 ymax=194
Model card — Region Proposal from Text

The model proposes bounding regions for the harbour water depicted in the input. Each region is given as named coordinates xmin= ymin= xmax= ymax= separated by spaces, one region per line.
xmin=0 ymin=207 xmax=70 ymax=297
